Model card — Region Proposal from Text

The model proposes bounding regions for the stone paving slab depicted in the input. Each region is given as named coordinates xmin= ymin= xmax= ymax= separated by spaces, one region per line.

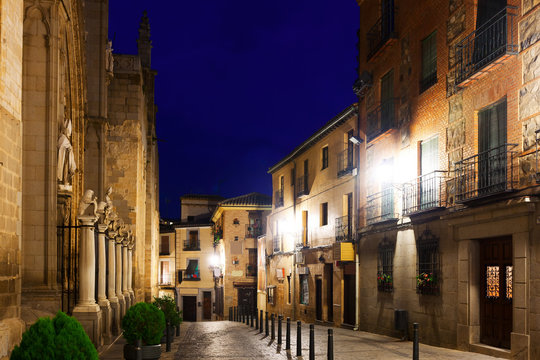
xmin=100 ymin=320 xmax=505 ymax=359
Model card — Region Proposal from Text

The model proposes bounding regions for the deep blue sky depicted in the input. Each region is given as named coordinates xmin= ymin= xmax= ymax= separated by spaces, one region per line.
xmin=109 ymin=1 xmax=359 ymax=219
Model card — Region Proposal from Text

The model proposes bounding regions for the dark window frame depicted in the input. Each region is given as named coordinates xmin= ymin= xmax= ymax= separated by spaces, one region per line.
xmin=420 ymin=31 xmax=437 ymax=93
xmin=321 ymin=146 xmax=329 ymax=170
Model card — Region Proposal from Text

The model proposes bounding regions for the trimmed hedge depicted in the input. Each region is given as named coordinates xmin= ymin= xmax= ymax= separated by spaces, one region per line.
xmin=10 ymin=311 xmax=98 ymax=360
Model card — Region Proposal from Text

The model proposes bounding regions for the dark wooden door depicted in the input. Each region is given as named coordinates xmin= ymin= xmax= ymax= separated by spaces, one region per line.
xmin=325 ymin=264 xmax=333 ymax=322
xmin=316 ymin=277 xmax=322 ymax=321
xmin=203 ymin=291 xmax=212 ymax=320
xmin=343 ymin=274 xmax=356 ymax=325
xmin=480 ymin=236 xmax=512 ymax=349
xmin=183 ymin=296 xmax=197 ymax=322
xmin=237 ymin=287 xmax=256 ymax=316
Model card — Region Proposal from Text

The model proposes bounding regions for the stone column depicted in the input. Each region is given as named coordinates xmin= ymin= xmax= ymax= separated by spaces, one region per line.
xmin=122 ymin=241 xmax=131 ymax=309
xmin=128 ymin=241 xmax=135 ymax=304
xmin=107 ymin=230 xmax=120 ymax=336
xmin=116 ymin=235 xmax=126 ymax=318
xmin=97 ymin=224 xmax=111 ymax=343
xmin=72 ymin=214 xmax=102 ymax=347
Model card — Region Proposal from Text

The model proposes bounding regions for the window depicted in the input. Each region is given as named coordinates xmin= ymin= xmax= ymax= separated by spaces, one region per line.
xmin=160 ymin=261 xmax=170 ymax=284
xmin=290 ymin=168 xmax=295 ymax=186
xmin=416 ymin=230 xmax=439 ymax=294
xmin=184 ymin=230 xmax=199 ymax=250
xmin=381 ymin=70 xmax=395 ymax=131
xmin=320 ymin=203 xmax=328 ymax=226
xmin=420 ymin=31 xmax=437 ymax=92
xmin=234 ymin=236 xmax=239 ymax=241
xmin=420 ymin=137 xmax=439 ymax=208
xmin=160 ymin=235 xmax=170 ymax=255
xmin=300 ymin=275 xmax=309 ymax=305
xmin=301 ymin=211 xmax=308 ymax=247
xmin=268 ymin=286 xmax=276 ymax=305
xmin=247 ymin=249 xmax=257 ymax=277
xmin=185 ymin=259 xmax=200 ymax=280
xmin=377 ymin=239 xmax=394 ymax=292
xmin=321 ymin=146 xmax=329 ymax=170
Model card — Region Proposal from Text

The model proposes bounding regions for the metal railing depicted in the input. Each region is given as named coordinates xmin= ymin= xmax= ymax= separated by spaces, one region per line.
xmin=183 ymin=271 xmax=201 ymax=281
xmin=246 ymin=224 xmax=263 ymax=238
xmin=273 ymin=235 xmax=282 ymax=252
xmin=454 ymin=6 xmax=517 ymax=86
xmin=402 ymin=171 xmax=448 ymax=216
xmin=274 ymin=189 xmax=284 ymax=208
xmin=335 ymin=215 xmax=352 ymax=242
xmin=337 ymin=148 xmax=355 ymax=177
xmin=296 ymin=175 xmax=309 ymax=197
xmin=246 ymin=264 xmax=257 ymax=277
xmin=366 ymin=187 xmax=399 ymax=225
xmin=453 ymin=143 xmax=518 ymax=202
xmin=367 ymin=0 xmax=396 ymax=60
xmin=366 ymin=98 xmax=398 ymax=142
xmin=183 ymin=239 xmax=200 ymax=251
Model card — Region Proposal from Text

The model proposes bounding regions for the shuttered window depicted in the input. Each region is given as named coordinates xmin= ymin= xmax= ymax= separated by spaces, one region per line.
xmin=420 ymin=31 xmax=437 ymax=92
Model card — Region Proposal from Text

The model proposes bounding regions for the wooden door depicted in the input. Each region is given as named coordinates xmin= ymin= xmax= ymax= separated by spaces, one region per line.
xmin=325 ymin=264 xmax=333 ymax=322
xmin=343 ymin=274 xmax=356 ymax=325
xmin=237 ymin=287 xmax=256 ymax=316
xmin=480 ymin=236 xmax=512 ymax=349
xmin=203 ymin=291 xmax=212 ymax=320
xmin=316 ymin=277 xmax=322 ymax=321
xmin=183 ymin=296 xmax=197 ymax=322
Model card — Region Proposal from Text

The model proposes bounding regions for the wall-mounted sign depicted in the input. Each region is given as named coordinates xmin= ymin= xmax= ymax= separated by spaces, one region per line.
xmin=231 ymin=270 xmax=243 ymax=277
xmin=276 ymin=268 xmax=285 ymax=279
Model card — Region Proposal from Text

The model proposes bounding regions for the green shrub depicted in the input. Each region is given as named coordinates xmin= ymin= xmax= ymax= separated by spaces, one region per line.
xmin=122 ymin=302 xmax=165 ymax=345
xmin=10 ymin=311 xmax=98 ymax=360
xmin=153 ymin=295 xmax=182 ymax=327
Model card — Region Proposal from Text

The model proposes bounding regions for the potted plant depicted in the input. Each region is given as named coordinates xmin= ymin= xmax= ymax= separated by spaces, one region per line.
xmin=153 ymin=295 xmax=182 ymax=343
xmin=122 ymin=302 xmax=166 ymax=360
xmin=377 ymin=272 xmax=393 ymax=292
xmin=11 ymin=311 xmax=98 ymax=360
xmin=416 ymin=272 xmax=438 ymax=294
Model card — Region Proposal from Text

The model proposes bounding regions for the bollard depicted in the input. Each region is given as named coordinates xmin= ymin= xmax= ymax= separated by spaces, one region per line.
xmin=296 ymin=321 xmax=302 ymax=357
xmin=166 ymin=325 xmax=171 ymax=352
xmin=286 ymin=317 xmax=291 ymax=350
xmin=309 ymin=324 xmax=315 ymax=360
xmin=251 ymin=311 xmax=254 ymax=327
xmin=413 ymin=323 xmax=419 ymax=360
xmin=260 ymin=310 xmax=263 ymax=334
xmin=277 ymin=315 xmax=282 ymax=345
xmin=271 ymin=314 xmax=275 ymax=340
xmin=327 ymin=329 xmax=334 ymax=360
xmin=255 ymin=308 xmax=259 ymax=330
xmin=135 ymin=338 xmax=143 ymax=360
xmin=265 ymin=311 xmax=269 ymax=336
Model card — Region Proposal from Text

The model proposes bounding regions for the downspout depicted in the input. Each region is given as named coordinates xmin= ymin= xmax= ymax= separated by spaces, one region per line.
xmin=292 ymin=161 xmax=297 ymax=320
xmin=354 ymin=5 xmax=362 ymax=332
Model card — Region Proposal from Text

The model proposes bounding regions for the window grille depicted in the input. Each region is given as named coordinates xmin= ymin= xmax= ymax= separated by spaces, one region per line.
xmin=300 ymin=275 xmax=309 ymax=305
xmin=416 ymin=229 xmax=440 ymax=295
xmin=377 ymin=238 xmax=394 ymax=292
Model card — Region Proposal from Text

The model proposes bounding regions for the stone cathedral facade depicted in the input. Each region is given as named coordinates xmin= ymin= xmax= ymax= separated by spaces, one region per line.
xmin=0 ymin=0 xmax=160 ymax=356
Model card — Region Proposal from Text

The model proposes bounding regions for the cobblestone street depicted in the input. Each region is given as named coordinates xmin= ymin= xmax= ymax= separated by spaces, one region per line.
xmin=101 ymin=320 xmax=506 ymax=359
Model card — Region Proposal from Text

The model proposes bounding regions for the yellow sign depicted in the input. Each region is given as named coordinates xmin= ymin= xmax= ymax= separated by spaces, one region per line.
xmin=333 ymin=242 xmax=354 ymax=261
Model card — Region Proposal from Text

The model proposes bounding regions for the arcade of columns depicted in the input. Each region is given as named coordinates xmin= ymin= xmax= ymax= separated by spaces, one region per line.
xmin=73 ymin=188 xmax=137 ymax=345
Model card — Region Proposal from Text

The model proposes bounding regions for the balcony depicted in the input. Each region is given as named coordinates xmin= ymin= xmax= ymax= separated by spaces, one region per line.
xmin=274 ymin=189 xmax=284 ymax=208
xmin=454 ymin=6 xmax=517 ymax=88
xmin=183 ymin=271 xmax=200 ymax=281
xmin=296 ymin=174 xmax=309 ymax=197
xmin=245 ymin=223 xmax=263 ymax=239
xmin=366 ymin=98 xmax=397 ymax=142
xmin=246 ymin=264 xmax=257 ymax=277
xmin=337 ymin=148 xmax=355 ymax=178
xmin=183 ymin=239 xmax=200 ymax=251
xmin=335 ymin=215 xmax=353 ymax=242
xmin=367 ymin=0 xmax=397 ymax=61
xmin=402 ymin=171 xmax=448 ymax=216
xmin=366 ymin=187 xmax=399 ymax=225
xmin=453 ymin=144 xmax=518 ymax=203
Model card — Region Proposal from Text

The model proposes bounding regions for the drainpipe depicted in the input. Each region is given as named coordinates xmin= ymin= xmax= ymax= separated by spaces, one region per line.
xmin=354 ymin=5 xmax=362 ymax=332
xmin=292 ymin=162 xmax=297 ymax=320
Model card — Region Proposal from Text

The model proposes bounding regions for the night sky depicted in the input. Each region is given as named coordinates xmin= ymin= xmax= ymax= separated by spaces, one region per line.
xmin=108 ymin=1 xmax=359 ymax=219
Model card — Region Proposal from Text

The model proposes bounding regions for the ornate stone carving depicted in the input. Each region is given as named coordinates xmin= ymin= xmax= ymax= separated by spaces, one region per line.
xmin=523 ymin=44 xmax=540 ymax=84
xmin=78 ymin=189 xmax=98 ymax=217
xmin=448 ymin=148 xmax=463 ymax=171
xmin=401 ymin=125 xmax=410 ymax=148
xmin=106 ymin=40 xmax=114 ymax=73
xmin=522 ymin=115 xmax=540 ymax=152
xmin=447 ymin=120 xmax=466 ymax=150
xmin=519 ymin=78 xmax=540 ymax=120
xmin=57 ymin=118 xmax=77 ymax=190
xmin=447 ymin=6 xmax=465 ymax=44
xmin=449 ymin=0 xmax=463 ymax=14
xmin=519 ymin=153 xmax=538 ymax=186
xmin=446 ymin=71 xmax=457 ymax=98
xmin=448 ymin=93 xmax=463 ymax=123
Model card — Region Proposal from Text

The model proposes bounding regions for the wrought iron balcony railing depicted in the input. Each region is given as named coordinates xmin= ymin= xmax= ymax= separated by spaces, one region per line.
xmin=183 ymin=239 xmax=200 ymax=251
xmin=335 ymin=215 xmax=353 ymax=242
xmin=274 ymin=189 xmax=284 ymax=208
xmin=366 ymin=187 xmax=399 ymax=225
xmin=337 ymin=148 xmax=355 ymax=177
xmin=366 ymin=98 xmax=398 ymax=142
xmin=296 ymin=174 xmax=309 ymax=197
xmin=183 ymin=271 xmax=201 ymax=281
xmin=402 ymin=171 xmax=448 ymax=216
xmin=454 ymin=6 xmax=517 ymax=87
xmin=245 ymin=223 xmax=263 ymax=238
xmin=453 ymin=143 xmax=518 ymax=203
xmin=246 ymin=264 xmax=257 ymax=277
xmin=367 ymin=0 xmax=396 ymax=60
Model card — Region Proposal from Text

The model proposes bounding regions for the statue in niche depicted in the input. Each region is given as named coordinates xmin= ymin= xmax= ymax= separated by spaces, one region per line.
xmin=57 ymin=118 xmax=77 ymax=190
xmin=97 ymin=186 xmax=114 ymax=224
xmin=78 ymin=189 xmax=98 ymax=217
xmin=106 ymin=40 xmax=114 ymax=74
